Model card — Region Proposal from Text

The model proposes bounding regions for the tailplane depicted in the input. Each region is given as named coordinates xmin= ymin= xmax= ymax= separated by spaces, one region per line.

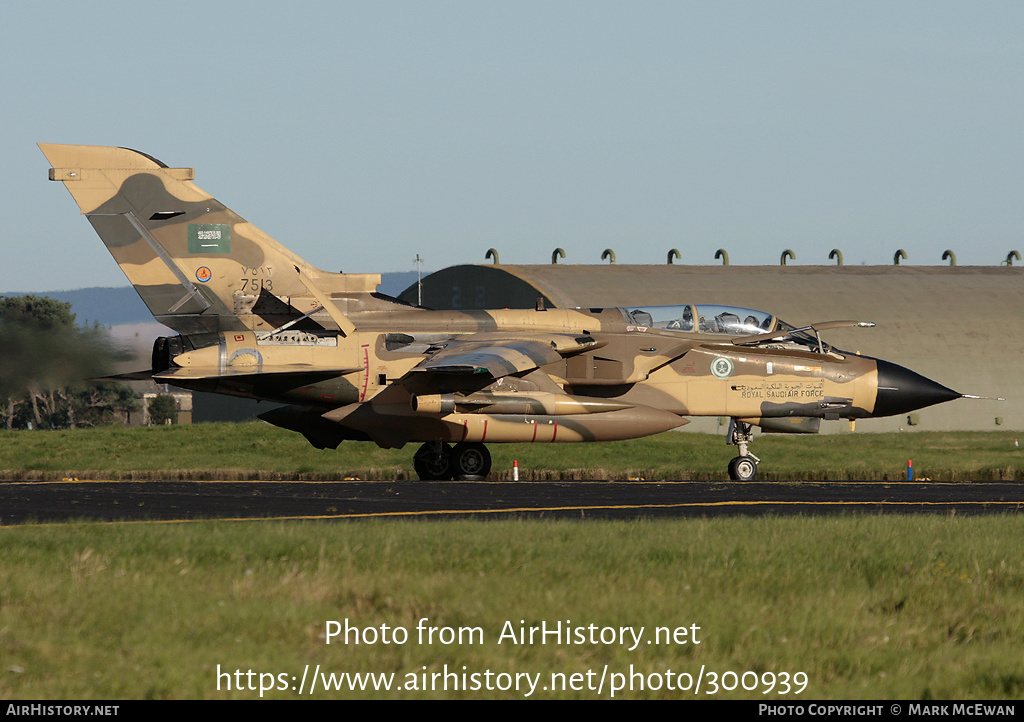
xmin=39 ymin=144 xmax=379 ymax=334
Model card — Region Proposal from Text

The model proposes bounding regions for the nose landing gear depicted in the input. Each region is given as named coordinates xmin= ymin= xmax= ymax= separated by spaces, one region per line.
xmin=726 ymin=419 xmax=760 ymax=481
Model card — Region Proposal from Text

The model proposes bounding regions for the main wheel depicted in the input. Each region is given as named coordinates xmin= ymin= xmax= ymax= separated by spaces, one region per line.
xmin=414 ymin=442 xmax=452 ymax=480
xmin=450 ymin=442 xmax=491 ymax=480
xmin=728 ymin=456 xmax=757 ymax=481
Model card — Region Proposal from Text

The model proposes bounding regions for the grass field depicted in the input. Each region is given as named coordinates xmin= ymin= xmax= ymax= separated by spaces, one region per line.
xmin=1 ymin=424 xmax=1023 ymax=700
xmin=2 ymin=517 xmax=1024 ymax=699
xmin=1 ymin=423 xmax=1022 ymax=481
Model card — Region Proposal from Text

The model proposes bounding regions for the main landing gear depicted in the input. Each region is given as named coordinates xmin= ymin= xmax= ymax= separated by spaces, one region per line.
xmin=726 ymin=419 xmax=760 ymax=481
xmin=413 ymin=441 xmax=492 ymax=480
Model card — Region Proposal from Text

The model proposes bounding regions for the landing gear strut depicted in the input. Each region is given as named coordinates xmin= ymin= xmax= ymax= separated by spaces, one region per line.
xmin=413 ymin=441 xmax=492 ymax=480
xmin=726 ymin=419 xmax=760 ymax=481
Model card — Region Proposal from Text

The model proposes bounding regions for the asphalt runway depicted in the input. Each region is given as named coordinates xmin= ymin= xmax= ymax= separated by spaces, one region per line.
xmin=1 ymin=479 xmax=1022 ymax=525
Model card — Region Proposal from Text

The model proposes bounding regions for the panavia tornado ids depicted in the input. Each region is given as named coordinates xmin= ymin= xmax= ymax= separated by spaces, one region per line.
xmin=40 ymin=144 xmax=967 ymax=480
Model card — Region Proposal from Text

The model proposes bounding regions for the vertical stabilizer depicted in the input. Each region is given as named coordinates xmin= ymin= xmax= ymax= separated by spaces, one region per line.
xmin=39 ymin=144 xmax=379 ymax=334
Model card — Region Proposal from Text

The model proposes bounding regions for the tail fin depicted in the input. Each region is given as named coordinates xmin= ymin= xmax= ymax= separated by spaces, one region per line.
xmin=39 ymin=144 xmax=379 ymax=334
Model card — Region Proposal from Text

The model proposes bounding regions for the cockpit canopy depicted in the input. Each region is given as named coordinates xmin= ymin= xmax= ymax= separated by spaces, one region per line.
xmin=619 ymin=304 xmax=825 ymax=349
xmin=621 ymin=304 xmax=775 ymax=336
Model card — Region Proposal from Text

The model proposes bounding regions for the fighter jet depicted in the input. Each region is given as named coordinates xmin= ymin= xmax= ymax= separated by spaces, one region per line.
xmin=39 ymin=144 xmax=966 ymax=480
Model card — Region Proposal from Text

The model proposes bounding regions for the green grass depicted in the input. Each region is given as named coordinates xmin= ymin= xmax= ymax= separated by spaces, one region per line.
xmin=2 ymin=425 xmax=1023 ymax=699
xmin=0 ymin=423 xmax=1022 ymax=480
xmin=2 ymin=517 xmax=1023 ymax=699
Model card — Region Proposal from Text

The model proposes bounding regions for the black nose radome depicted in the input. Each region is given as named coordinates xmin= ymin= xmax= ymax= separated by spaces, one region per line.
xmin=873 ymin=359 xmax=961 ymax=417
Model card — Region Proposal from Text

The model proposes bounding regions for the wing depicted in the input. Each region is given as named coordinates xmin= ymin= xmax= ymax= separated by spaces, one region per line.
xmin=409 ymin=333 xmax=601 ymax=379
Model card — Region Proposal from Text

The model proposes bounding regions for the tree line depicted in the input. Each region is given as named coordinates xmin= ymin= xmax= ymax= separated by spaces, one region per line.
xmin=0 ymin=295 xmax=140 ymax=429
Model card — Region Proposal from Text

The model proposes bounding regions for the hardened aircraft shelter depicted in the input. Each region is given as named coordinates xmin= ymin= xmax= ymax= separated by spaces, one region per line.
xmin=400 ymin=263 xmax=1023 ymax=433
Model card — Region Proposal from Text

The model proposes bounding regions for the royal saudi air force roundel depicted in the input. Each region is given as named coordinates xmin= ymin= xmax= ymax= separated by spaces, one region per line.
xmin=711 ymin=356 xmax=734 ymax=379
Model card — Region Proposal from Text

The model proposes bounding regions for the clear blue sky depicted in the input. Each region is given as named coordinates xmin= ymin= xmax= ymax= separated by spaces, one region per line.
xmin=3 ymin=1 xmax=1022 ymax=292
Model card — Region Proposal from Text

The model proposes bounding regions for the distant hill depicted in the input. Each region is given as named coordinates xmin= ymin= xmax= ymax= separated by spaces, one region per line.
xmin=0 ymin=287 xmax=151 ymax=326
xmin=2 ymin=271 xmax=428 ymax=327
xmin=378 ymin=271 xmax=421 ymax=298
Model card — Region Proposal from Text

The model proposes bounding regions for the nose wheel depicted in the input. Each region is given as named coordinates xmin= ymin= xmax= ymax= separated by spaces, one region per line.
xmin=728 ymin=455 xmax=758 ymax=481
xmin=413 ymin=441 xmax=492 ymax=480
xmin=726 ymin=419 xmax=760 ymax=481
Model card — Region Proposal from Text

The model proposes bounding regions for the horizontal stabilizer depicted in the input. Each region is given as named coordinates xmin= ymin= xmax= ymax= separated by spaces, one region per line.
xmin=91 ymin=369 xmax=160 ymax=382
xmin=154 ymin=365 xmax=362 ymax=381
